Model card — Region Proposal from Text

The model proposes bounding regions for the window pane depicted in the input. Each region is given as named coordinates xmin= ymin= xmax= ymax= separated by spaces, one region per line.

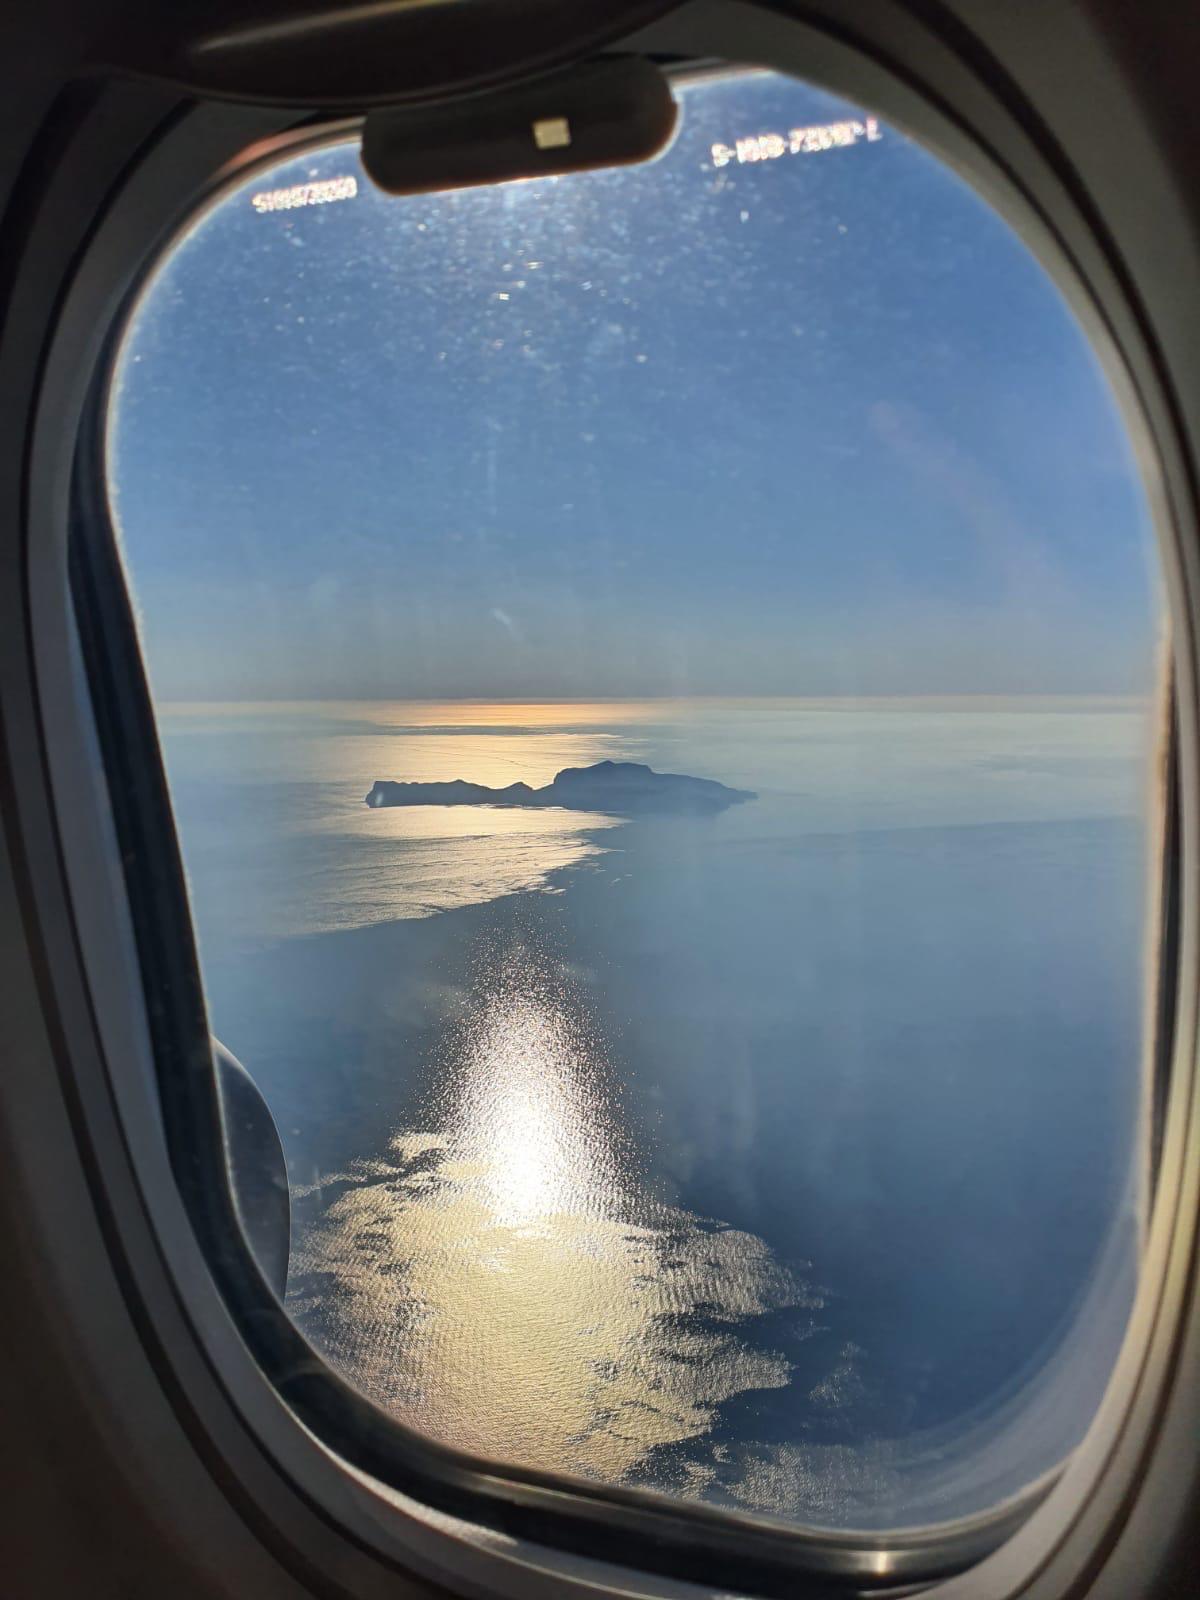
xmin=106 ymin=70 xmax=1162 ymax=1531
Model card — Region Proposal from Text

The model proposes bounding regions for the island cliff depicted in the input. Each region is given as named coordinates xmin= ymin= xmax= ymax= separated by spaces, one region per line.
xmin=365 ymin=760 xmax=755 ymax=816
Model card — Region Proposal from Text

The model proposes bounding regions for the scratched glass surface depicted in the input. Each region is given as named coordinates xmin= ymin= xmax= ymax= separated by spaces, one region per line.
xmin=109 ymin=70 xmax=1162 ymax=1530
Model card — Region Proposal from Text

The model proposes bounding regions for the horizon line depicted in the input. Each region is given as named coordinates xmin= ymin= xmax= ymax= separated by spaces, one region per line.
xmin=158 ymin=690 xmax=1153 ymax=710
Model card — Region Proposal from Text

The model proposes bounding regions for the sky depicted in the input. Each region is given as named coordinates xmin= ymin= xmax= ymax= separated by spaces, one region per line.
xmin=108 ymin=71 xmax=1161 ymax=702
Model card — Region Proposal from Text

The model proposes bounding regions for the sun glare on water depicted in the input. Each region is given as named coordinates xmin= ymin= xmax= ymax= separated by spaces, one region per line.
xmin=289 ymin=936 xmax=815 ymax=1482
xmin=451 ymin=983 xmax=614 ymax=1227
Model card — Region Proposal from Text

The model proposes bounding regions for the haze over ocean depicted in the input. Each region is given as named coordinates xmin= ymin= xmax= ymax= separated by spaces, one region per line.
xmin=162 ymin=695 xmax=1150 ymax=1525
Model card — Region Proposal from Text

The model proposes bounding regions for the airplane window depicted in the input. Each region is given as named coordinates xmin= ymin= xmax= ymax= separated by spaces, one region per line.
xmin=105 ymin=68 xmax=1163 ymax=1535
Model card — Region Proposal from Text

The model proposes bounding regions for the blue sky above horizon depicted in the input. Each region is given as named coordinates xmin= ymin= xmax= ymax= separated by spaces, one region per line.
xmin=108 ymin=71 xmax=1161 ymax=703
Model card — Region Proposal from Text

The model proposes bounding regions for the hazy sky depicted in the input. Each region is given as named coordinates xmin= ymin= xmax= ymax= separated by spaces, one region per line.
xmin=109 ymin=71 xmax=1159 ymax=701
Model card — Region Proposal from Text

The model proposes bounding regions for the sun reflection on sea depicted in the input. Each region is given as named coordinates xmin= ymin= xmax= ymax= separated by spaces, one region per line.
xmin=288 ymin=934 xmax=815 ymax=1480
xmin=445 ymin=976 xmax=616 ymax=1227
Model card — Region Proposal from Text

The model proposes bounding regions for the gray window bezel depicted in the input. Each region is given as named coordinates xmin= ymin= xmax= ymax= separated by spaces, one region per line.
xmin=17 ymin=4 xmax=1199 ymax=1597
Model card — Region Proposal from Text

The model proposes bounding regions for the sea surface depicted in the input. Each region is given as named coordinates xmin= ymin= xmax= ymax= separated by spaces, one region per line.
xmin=159 ymin=696 xmax=1155 ymax=1529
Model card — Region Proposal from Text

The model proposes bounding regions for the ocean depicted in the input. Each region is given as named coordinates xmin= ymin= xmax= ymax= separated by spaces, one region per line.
xmin=159 ymin=696 xmax=1153 ymax=1530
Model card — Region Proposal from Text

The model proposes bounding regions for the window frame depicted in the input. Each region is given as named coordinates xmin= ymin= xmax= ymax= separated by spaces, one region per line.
xmin=15 ymin=4 xmax=1200 ymax=1598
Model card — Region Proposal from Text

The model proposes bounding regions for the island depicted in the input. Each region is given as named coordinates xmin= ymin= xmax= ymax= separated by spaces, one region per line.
xmin=365 ymin=760 xmax=756 ymax=816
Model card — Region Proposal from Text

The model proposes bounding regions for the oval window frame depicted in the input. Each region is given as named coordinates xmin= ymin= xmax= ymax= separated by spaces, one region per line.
xmin=18 ymin=4 xmax=1199 ymax=1599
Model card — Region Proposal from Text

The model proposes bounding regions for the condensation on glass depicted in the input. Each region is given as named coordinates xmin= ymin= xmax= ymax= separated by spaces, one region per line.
xmin=105 ymin=69 xmax=1164 ymax=1531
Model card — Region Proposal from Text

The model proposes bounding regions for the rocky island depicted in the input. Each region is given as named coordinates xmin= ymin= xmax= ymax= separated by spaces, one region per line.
xmin=365 ymin=760 xmax=755 ymax=817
